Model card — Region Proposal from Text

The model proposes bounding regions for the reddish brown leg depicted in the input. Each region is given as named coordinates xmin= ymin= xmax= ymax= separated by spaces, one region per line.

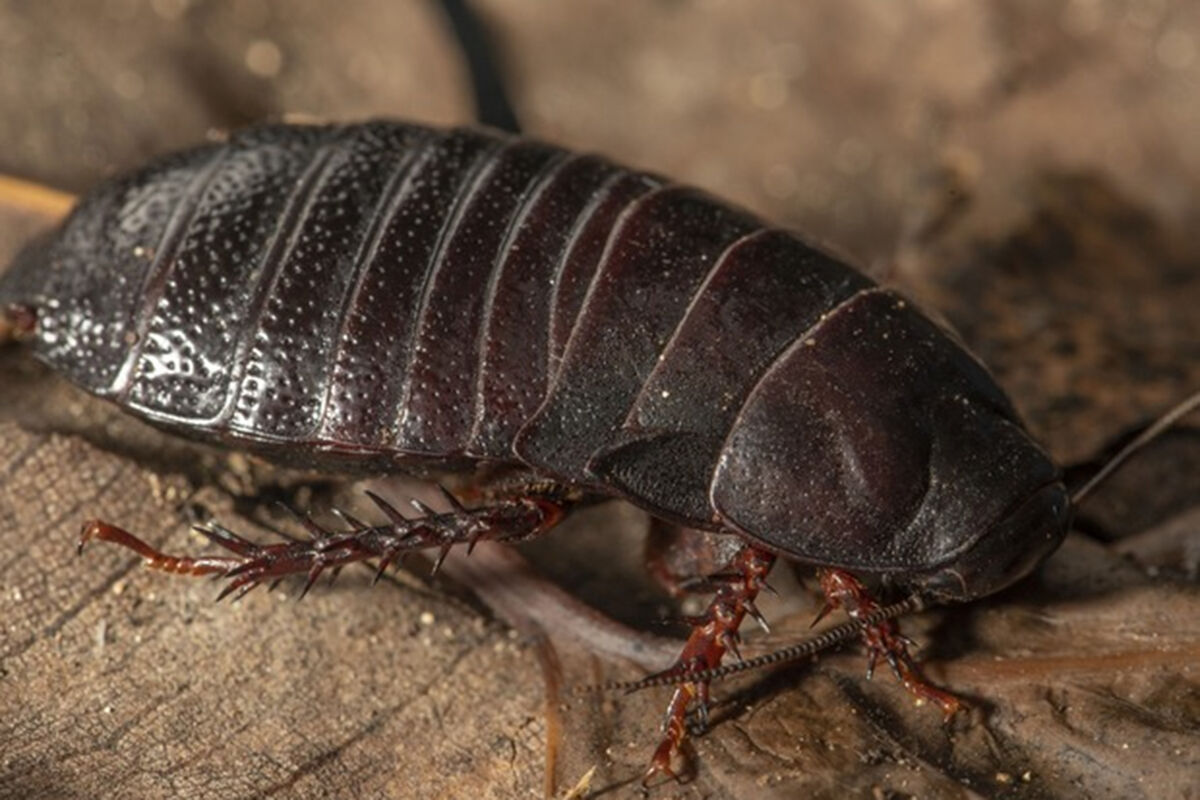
xmin=644 ymin=520 xmax=748 ymax=599
xmin=642 ymin=544 xmax=775 ymax=785
xmin=78 ymin=483 xmax=572 ymax=600
xmin=817 ymin=569 xmax=962 ymax=718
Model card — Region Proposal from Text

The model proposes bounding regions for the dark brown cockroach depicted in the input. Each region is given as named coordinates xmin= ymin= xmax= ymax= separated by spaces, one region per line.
xmin=0 ymin=120 xmax=1074 ymax=780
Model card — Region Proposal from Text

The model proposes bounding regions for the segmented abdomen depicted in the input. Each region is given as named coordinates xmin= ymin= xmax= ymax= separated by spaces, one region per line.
xmin=96 ymin=124 xmax=623 ymax=460
xmin=50 ymin=121 xmax=877 ymax=526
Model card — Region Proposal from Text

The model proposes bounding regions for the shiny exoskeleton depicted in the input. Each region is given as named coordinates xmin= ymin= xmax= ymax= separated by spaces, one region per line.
xmin=0 ymin=120 xmax=1071 ymax=781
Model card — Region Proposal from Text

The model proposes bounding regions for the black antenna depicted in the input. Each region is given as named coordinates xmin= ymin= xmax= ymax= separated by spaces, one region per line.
xmin=1069 ymin=390 xmax=1200 ymax=506
xmin=590 ymin=593 xmax=925 ymax=692
xmin=436 ymin=0 xmax=522 ymax=134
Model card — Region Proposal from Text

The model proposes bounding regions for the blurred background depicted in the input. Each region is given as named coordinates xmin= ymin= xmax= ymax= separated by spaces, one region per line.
xmin=3 ymin=0 xmax=1200 ymax=256
xmin=0 ymin=2 xmax=1198 ymax=799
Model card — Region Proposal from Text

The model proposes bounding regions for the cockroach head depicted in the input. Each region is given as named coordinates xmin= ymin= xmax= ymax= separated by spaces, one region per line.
xmin=708 ymin=290 xmax=1071 ymax=604
xmin=911 ymin=480 xmax=1070 ymax=602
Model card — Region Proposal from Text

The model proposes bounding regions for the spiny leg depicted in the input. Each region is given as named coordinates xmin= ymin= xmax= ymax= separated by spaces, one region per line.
xmin=642 ymin=543 xmax=775 ymax=785
xmin=644 ymin=520 xmax=750 ymax=599
xmin=816 ymin=569 xmax=962 ymax=718
xmin=78 ymin=482 xmax=575 ymax=601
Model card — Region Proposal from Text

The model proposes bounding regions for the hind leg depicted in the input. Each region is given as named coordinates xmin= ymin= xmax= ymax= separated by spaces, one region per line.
xmin=78 ymin=481 xmax=576 ymax=601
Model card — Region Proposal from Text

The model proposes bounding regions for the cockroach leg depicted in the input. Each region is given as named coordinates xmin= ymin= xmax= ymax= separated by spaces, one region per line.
xmin=78 ymin=484 xmax=573 ymax=601
xmin=644 ymin=520 xmax=748 ymax=598
xmin=642 ymin=544 xmax=775 ymax=786
xmin=818 ymin=569 xmax=963 ymax=719
xmin=78 ymin=520 xmax=241 ymax=576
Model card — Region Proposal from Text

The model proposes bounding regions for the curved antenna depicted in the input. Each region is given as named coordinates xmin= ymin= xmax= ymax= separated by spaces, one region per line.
xmin=1070 ymin=389 xmax=1200 ymax=506
xmin=591 ymin=593 xmax=925 ymax=692
xmin=437 ymin=0 xmax=522 ymax=134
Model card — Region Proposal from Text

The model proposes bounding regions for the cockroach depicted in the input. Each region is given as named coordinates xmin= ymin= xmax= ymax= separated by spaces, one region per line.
xmin=0 ymin=120 xmax=1191 ymax=783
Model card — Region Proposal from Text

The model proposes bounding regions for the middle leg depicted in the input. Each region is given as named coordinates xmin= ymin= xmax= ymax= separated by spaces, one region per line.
xmin=641 ymin=539 xmax=776 ymax=784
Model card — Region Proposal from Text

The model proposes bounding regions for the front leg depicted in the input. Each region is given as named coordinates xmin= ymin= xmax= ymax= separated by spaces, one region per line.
xmin=642 ymin=543 xmax=776 ymax=785
xmin=78 ymin=482 xmax=575 ymax=600
xmin=818 ymin=569 xmax=963 ymax=718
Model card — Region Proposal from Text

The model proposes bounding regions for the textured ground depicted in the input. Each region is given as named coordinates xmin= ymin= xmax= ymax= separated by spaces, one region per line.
xmin=0 ymin=2 xmax=1198 ymax=799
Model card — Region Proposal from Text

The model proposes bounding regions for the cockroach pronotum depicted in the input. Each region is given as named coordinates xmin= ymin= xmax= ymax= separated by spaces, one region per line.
xmin=0 ymin=120 xmax=1194 ymax=784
